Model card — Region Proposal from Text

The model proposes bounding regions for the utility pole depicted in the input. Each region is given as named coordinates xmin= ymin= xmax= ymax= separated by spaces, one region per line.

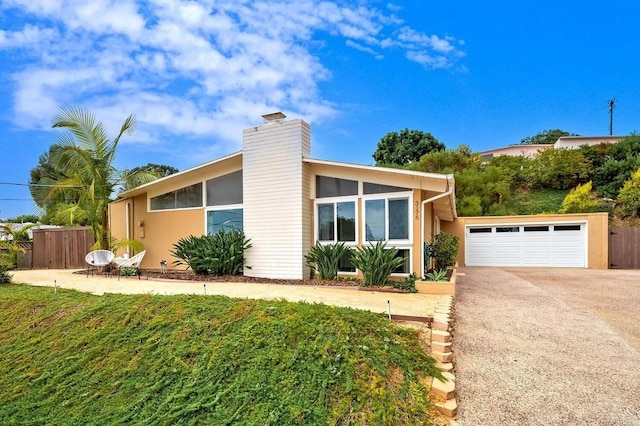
xmin=608 ymin=98 xmax=617 ymax=136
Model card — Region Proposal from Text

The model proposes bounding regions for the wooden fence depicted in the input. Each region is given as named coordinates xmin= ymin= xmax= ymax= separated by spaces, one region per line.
xmin=31 ymin=227 xmax=94 ymax=269
xmin=609 ymin=227 xmax=640 ymax=269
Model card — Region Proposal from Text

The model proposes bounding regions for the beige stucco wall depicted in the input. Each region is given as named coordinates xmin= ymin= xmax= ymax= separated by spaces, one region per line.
xmin=441 ymin=213 xmax=609 ymax=269
xmin=109 ymin=195 xmax=205 ymax=271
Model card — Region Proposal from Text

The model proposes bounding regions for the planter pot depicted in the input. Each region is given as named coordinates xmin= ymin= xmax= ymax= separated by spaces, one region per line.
xmin=415 ymin=268 xmax=456 ymax=296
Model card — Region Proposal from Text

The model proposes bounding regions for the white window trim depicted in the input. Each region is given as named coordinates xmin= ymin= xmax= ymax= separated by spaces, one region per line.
xmin=314 ymin=197 xmax=359 ymax=246
xmin=204 ymin=203 xmax=244 ymax=234
xmin=361 ymin=192 xmax=413 ymax=245
xmin=389 ymin=246 xmax=412 ymax=277
xmin=148 ymin=180 xmax=205 ymax=212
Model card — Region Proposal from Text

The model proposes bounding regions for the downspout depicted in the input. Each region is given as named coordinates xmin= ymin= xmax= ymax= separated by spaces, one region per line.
xmin=421 ymin=175 xmax=455 ymax=276
xmin=125 ymin=202 xmax=131 ymax=257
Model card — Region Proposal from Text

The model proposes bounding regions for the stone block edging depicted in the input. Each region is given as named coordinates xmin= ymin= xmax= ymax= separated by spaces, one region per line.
xmin=430 ymin=295 xmax=458 ymax=422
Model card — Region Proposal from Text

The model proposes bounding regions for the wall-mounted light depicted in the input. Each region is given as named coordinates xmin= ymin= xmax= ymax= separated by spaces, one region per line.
xmin=138 ymin=220 xmax=145 ymax=227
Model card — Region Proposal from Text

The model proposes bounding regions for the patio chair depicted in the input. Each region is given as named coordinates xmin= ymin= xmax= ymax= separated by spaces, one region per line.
xmin=85 ymin=250 xmax=115 ymax=277
xmin=114 ymin=250 xmax=146 ymax=280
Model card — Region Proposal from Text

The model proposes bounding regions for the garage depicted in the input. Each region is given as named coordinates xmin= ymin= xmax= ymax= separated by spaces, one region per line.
xmin=465 ymin=222 xmax=586 ymax=267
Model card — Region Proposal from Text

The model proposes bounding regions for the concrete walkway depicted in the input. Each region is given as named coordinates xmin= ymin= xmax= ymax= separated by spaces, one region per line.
xmin=454 ymin=267 xmax=640 ymax=425
xmin=10 ymin=269 xmax=442 ymax=318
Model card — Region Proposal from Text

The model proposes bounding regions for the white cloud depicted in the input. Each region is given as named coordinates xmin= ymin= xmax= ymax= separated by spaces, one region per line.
xmin=0 ymin=0 xmax=464 ymax=163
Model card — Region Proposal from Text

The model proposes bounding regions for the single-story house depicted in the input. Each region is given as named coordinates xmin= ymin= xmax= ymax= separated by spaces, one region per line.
xmin=109 ymin=113 xmax=457 ymax=280
xmin=479 ymin=136 xmax=623 ymax=160
xmin=109 ymin=114 xmax=609 ymax=278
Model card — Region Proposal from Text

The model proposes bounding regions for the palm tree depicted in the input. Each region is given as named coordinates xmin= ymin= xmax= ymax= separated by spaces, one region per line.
xmin=42 ymin=107 xmax=157 ymax=250
xmin=0 ymin=222 xmax=38 ymax=268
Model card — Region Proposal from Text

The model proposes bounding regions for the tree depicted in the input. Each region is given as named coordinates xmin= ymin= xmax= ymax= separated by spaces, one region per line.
xmin=0 ymin=222 xmax=37 ymax=268
xmin=373 ymin=128 xmax=445 ymax=166
xmin=121 ymin=163 xmax=179 ymax=191
xmin=523 ymin=148 xmax=591 ymax=190
xmin=591 ymin=134 xmax=640 ymax=198
xmin=520 ymin=129 xmax=578 ymax=145
xmin=41 ymin=107 xmax=157 ymax=250
xmin=30 ymin=149 xmax=89 ymax=226
xmin=617 ymin=169 xmax=640 ymax=217
xmin=409 ymin=145 xmax=479 ymax=174
xmin=559 ymin=181 xmax=600 ymax=213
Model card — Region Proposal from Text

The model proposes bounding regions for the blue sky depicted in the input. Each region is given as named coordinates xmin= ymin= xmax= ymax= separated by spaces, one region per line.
xmin=1 ymin=0 xmax=638 ymax=219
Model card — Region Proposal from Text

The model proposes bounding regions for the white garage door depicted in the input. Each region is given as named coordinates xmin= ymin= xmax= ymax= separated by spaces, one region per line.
xmin=465 ymin=223 xmax=586 ymax=267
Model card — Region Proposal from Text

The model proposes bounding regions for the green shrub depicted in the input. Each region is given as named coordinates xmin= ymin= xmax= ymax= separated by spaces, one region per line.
xmin=304 ymin=242 xmax=347 ymax=280
xmin=428 ymin=232 xmax=460 ymax=271
xmin=392 ymin=273 xmax=418 ymax=292
xmin=425 ymin=269 xmax=448 ymax=282
xmin=170 ymin=229 xmax=252 ymax=276
xmin=559 ymin=181 xmax=600 ymax=213
xmin=350 ymin=241 xmax=405 ymax=287
xmin=0 ymin=254 xmax=12 ymax=283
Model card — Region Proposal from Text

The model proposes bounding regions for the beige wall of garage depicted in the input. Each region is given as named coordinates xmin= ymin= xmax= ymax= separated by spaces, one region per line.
xmin=441 ymin=213 xmax=609 ymax=269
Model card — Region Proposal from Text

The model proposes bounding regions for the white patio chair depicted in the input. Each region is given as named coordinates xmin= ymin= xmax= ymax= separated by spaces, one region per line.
xmin=85 ymin=250 xmax=115 ymax=277
xmin=114 ymin=250 xmax=146 ymax=280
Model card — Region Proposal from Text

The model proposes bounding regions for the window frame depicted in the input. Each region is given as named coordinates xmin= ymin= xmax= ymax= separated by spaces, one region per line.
xmin=314 ymin=196 xmax=359 ymax=245
xmin=362 ymin=192 xmax=413 ymax=245
xmin=205 ymin=203 xmax=244 ymax=235
xmin=149 ymin=182 xmax=204 ymax=212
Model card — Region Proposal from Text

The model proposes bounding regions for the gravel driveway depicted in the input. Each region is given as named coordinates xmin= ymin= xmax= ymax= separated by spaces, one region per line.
xmin=454 ymin=267 xmax=640 ymax=425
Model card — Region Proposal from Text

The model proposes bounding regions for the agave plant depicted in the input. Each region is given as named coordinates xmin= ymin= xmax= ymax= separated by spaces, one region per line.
xmin=425 ymin=269 xmax=449 ymax=282
xmin=304 ymin=242 xmax=347 ymax=280
xmin=170 ymin=229 xmax=252 ymax=276
xmin=350 ymin=241 xmax=405 ymax=286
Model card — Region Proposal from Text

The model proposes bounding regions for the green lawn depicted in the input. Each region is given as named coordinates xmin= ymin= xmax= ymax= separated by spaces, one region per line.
xmin=0 ymin=284 xmax=442 ymax=425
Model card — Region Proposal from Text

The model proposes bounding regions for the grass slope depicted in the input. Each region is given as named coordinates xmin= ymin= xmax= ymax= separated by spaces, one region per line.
xmin=0 ymin=285 xmax=442 ymax=425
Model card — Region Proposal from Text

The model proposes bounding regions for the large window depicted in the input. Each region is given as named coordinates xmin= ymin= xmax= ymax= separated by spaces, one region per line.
xmin=150 ymin=183 xmax=203 ymax=210
xmin=316 ymin=176 xmax=358 ymax=198
xmin=206 ymin=171 xmax=242 ymax=206
xmin=364 ymin=197 xmax=409 ymax=241
xmin=317 ymin=201 xmax=356 ymax=242
xmin=207 ymin=208 xmax=243 ymax=234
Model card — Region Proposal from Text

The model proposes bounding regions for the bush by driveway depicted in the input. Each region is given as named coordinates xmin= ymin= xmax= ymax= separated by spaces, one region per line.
xmin=454 ymin=267 xmax=640 ymax=425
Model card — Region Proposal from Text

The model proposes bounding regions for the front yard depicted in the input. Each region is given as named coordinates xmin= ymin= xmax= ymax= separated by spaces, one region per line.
xmin=0 ymin=284 xmax=449 ymax=425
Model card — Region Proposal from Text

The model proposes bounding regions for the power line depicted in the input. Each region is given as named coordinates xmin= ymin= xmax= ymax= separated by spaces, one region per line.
xmin=0 ymin=182 xmax=84 ymax=188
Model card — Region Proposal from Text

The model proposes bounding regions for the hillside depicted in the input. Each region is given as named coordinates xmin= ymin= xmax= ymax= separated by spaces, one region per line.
xmin=0 ymin=284 xmax=444 ymax=425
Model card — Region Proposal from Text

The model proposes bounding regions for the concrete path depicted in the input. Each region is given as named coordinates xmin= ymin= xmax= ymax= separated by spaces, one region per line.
xmin=10 ymin=269 xmax=442 ymax=318
xmin=454 ymin=267 xmax=640 ymax=425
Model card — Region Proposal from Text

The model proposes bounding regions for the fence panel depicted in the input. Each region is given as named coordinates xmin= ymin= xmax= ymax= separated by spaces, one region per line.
xmin=32 ymin=227 xmax=94 ymax=269
xmin=609 ymin=227 xmax=640 ymax=269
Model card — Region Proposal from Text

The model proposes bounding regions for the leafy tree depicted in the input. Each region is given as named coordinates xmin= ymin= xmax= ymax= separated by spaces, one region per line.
xmin=410 ymin=146 xmax=513 ymax=216
xmin=593 ymin=156 xmax=640 ymax=199
xmin=523 ymin=148 xmax=591 ymax=190
xmin=121 ymin=163 xmax=179 ymax=191
xmin=409 ymin=145 xmax=479 ymax=174
xmin=488 ymin=155 xmax=529 ymax=190
xmin=520 ymin=129 xmax=578 ymax=145
xmin=4 ymin=215 xmax=40 ymax=224
xmin=559 ymin=181 xmax=600 ymax=213
xmin=617 ymin=169 xmax=640 ymax=217
xmin=455 ymin=165 xmax=512 ymax=216
xmin=29 ymin=149 xmax=86 ymax=225
xmin=39 ymin=107 xmax=157 ymax=250
xmin=373 ymin=128 xmax=445 ymax=166
xmin=591 ymin=134 xmax=640 ymax=198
